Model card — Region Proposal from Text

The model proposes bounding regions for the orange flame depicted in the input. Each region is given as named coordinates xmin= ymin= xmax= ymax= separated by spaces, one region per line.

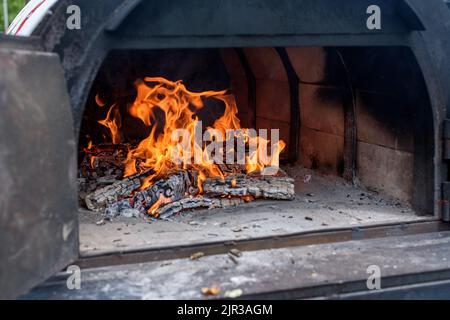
xmin=148 ymin=193 xmax=172 ymax=217
xmin=123 ymin=77 xmax=238 ymax=188
xmin=98 ymin=104 xmax=123 ymax=144
xmin=98 ymin=77 xmax=285 ymax=214
xmin=95 ymin=93 xmax=106 ymax=107
xmin=90 ymin=156 xmax=96 ymax=169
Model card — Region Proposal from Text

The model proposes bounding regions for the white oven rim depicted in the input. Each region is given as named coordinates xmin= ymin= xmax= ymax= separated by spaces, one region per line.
xmin=6 ymin=0 xmax=59 ymax=37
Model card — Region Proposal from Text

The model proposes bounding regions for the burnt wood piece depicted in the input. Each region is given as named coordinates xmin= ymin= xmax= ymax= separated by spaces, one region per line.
xmin=105 ymin=170 xmax=195 ymax=217
xmin=78 ymin=144 xmax=130 ymax=198
xmin=156 ymin=197 xmax=245 ymax=220
xmin=203 ymin=174 xmax=295 ymax=200
xmin=84 ymin=169 xmax=153 ymax=211
xmin=218 ymin=163 xmax=246 ymax=175
xmin=80 ymin=143 xmax=130 ymax=172
xmin=85 ymin=175 xmax=141 ymax=211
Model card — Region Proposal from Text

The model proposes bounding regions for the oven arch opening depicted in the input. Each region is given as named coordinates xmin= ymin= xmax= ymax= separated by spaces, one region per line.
xmin=76 ymin=46 xmax=435 ymax=255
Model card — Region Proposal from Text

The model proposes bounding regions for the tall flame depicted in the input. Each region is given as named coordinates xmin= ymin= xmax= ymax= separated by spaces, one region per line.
xmin=98 ymin=103 xmax=123 ymax=144
xmin=98 ymin=77 xmax=285 ymax=192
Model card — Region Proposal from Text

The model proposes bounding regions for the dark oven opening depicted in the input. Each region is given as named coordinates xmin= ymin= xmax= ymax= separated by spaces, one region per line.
xmin=77 ymin=47 xmax=435 ymax=254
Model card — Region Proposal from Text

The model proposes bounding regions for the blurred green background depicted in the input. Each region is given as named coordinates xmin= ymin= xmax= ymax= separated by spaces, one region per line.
xmin=1 ymin=0 xmax=27 ymax=33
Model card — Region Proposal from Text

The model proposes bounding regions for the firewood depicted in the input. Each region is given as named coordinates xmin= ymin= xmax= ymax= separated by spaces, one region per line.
xmin=218 ymin=163 xmax=246 ymax=175
xmin=80 ymin=143 xmax=130 ymax=174
xmin=203 ymin=174 xmax=295 ymax=200
xmin=84 ymin=170 xmax=153 ymax=211
xmin=155 ymin=197 xmax=245 ymax=220
xmin=104 ymin=170 xmax=196 ymax=218
xmin=79 ymin=143 xmax=132 ymax=199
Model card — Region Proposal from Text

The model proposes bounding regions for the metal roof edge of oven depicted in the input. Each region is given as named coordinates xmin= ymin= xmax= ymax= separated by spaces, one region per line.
xmin=21 ymin=230 xmax=450 ymax=300
xmin=32 ymin=0 xmax=450 ymax=220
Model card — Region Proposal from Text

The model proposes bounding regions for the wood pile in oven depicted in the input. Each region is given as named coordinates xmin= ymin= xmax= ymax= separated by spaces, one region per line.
xmin=78 ymin=143 xmax=295 ymax=220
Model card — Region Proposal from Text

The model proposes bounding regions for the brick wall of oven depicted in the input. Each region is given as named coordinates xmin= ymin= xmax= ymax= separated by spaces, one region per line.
xmin=221 ymin=47 xmax=415 ymax=203
xmin=221 ymin=48 xmax=291 ymax=152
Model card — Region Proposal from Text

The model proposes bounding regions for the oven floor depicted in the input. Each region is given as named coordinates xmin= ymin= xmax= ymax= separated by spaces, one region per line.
xmin=79 ymin=166 xmax=430 ymax=255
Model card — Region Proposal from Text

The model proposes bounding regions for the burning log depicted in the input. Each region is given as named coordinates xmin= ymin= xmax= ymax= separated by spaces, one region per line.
xmin=203 ymin=174 xmax=295 ymax=200
xmin=155 ymin=197 xmax=245 ymax=220
xmin=218 ymin=163 xmax=246 ymax=175
xmin=84 ymin=169 xmax=152 ymax=211
xmin=80 ymin=78 xmax=292 ymax=219
xmin=86 ymin=169 xmax=294 ymax=217
xmin=78 ymin=143 xmax=132 ymax=200
xmin=80 ymin=143 xmax=130 ymax=176
xmin=152 ymin=173 xmax=294 ymax=219
xmin=104 ymin=170 xmax=196 ymax=218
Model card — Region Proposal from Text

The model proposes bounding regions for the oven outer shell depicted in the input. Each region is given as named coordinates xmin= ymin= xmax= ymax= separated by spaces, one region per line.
xmin=0 ymin=47 xmax=79 ymax=299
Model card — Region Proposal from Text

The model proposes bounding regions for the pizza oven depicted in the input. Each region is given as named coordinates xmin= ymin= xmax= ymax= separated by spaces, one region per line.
xmin=3 ymin=0 xmax=450 ymax=299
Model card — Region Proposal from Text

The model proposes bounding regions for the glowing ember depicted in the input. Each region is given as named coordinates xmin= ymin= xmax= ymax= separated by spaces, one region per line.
xmin=148 ymin=193 xmax=172 ymax=217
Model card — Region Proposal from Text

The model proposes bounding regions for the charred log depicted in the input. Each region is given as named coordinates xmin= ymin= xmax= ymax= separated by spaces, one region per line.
xmin=156 ymin=197 xmax=245 ymax=220
xmin=203 ymin=174 xmax=295 ymax=200
xmin=85 ymin=172 xmax=145 ymax=211
xmin=78 ymin=143 xmax=132 ymax=201
xmin=104 ymin=170 xmax=196 ymax=218
xmin=80 ymin=143 xmax=130 ymax=177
